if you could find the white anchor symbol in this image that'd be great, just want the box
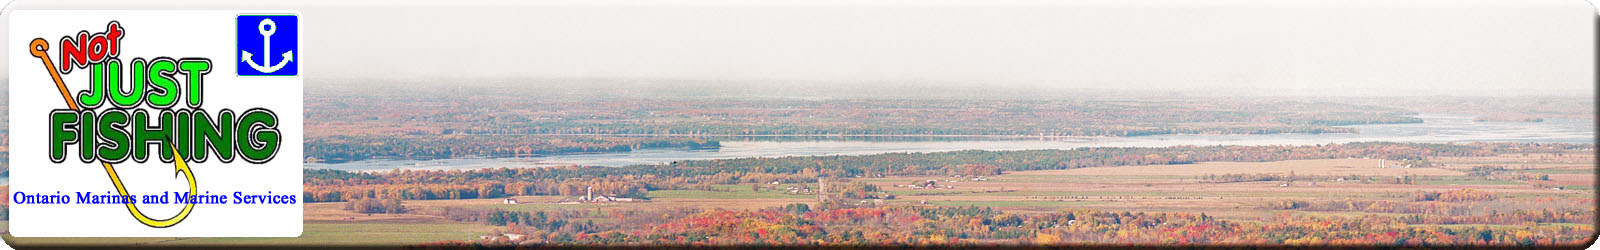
[241,18,294,73]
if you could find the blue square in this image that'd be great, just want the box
[237,15,298,76]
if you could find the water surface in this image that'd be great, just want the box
[307,114,1594,172]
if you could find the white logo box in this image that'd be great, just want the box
[8,10,303,237]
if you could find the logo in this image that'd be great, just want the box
[237,15,297,76]
[9,11,303,237]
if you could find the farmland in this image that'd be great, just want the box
[404,147,1592,246]
[0,86,1593,247]
[1,142,1594,247]
[0,221,492,247]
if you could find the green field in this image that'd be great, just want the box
[647,189,809,199]
[1560,185,1594,191]
[466,202,615,212]
[1508,169,1593,174]
[998,175,1192,180]
[921,200,1111,208]
[891,190,1404,199]
[1419,176,1526,185]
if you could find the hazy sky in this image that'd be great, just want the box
[4,0,1595,95]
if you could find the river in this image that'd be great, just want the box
[306,113,1594,172]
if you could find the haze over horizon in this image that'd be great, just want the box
[2,0,1594,97]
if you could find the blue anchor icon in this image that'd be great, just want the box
[242,19,293,73]
[237,15,297,76]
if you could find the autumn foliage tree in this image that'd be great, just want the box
[344,197,406,214]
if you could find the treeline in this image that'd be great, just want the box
[1273,112,1424,126]
[1270,194,1589,225]
[306,135,718,163]
[1,151,9,177]
[1203,173,1295,183]
[420,205,696,241]
[1273,200,1590,225]
[415,205,1592,247]
[834,181,892,200]
[1267,200,1473,215]
[309,92,1428,140]
[343,197,406,214]
[306,142,1589,202]
[308,92,1438,164]
[1204,173,1425,184]
[304,175,650,202]
[0,185,8,220]
[453,119,1378,137]
[1413,189,1497,202]
[637,142,1583,177]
